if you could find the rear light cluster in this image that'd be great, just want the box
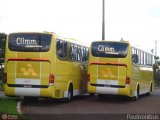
[49,74,54,85]
[87,74,90,83]
[3,73,7,84]
[126,76,130,84]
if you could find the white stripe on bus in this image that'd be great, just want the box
[15,88,40,96]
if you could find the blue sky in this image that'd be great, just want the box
[0,0,160,56]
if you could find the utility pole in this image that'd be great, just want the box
[102,0,105,40]
[155,40,157,56]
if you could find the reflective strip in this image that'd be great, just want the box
[7,58,51,63]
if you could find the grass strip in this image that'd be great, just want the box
[0,97,27,120]
[0,97,19,115]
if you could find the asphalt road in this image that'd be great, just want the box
[22,88,160,120]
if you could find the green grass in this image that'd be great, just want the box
[0,97,27,120]
[0,97,19,115]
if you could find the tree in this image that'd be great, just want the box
[0,33,7,64]
[153,57,160,87]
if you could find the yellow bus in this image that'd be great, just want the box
[4,32,89,101]
[87,40,154,100]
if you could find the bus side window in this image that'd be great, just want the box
[132,54,138,64]
[70,44,74,60]
[56,40,67,60]
[85,48,89,61]
[63,42,67,58]
[56,40,63,58]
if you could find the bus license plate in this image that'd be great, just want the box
[104,84,111,87]
[24,84,32,88]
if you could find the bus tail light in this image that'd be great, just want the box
[3,73,7,84]
[126,76,130,84]
[87,74,90,83]
[49,74,54,85]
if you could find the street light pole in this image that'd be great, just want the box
[155,40,157,56]
[102,0,105,40]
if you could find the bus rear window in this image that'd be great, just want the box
[91,42,128,58]
[8,33,52,52]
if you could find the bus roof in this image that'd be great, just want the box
[91,40,129,44]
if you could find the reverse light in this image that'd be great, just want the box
[49,74,54,85]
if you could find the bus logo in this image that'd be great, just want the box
[16,37,38,45]
[100,68,115,78]
[98,45,115,53]
[21,64,37,76]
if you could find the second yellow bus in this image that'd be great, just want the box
[87,40,154,100]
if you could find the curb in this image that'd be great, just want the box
[17,101,22,115]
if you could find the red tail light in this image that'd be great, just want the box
[126,76,130,84]
[3,73,7,84]
[87,74,90,83]
[49,74,54,85]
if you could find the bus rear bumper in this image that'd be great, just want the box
[88,84,131,97]
[4,84,64,99]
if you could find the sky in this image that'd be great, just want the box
[0,0,160,56]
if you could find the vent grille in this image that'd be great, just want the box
[55,90,60,97]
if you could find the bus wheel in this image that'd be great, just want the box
[150,83,153,92]
[147,83,152,96]
[137,85,140,99]
[65,84,73,102]
[131,85,139,101]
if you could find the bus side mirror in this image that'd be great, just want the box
[132,54,138,64]
[154,56,159,60]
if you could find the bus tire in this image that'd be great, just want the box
[65,84,73,102]
[146,83,152,96]
[131,85,139,101]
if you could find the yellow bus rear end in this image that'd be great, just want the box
[4,33,57,98]
[87,41,131,96]
[4,32,88,101]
